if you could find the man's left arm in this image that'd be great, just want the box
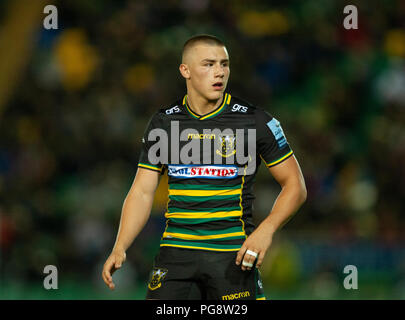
[235,155,307,271]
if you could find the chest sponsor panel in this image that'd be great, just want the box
[167,165,238,179]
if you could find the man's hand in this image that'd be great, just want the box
[235,155,306,271]
[102,249,126,290]
[101,168,160,290]
[235,225,273,271]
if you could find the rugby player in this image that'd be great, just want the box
[102,34,307,300]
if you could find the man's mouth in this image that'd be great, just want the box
[213,82,224,90]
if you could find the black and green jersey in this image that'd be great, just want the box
[138,93,293,252]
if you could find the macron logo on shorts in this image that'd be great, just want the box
[222,291,251,300]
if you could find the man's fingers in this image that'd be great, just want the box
[103,268,117,290]
[102,272,109,287]
[102,269,112,284]
[256,251,264,269]
[235,246,247,265]
[102,257,117,285]
[241,249,259,271]
[101,253,126,290]
[241,255,254,271]
[236,245,260,271]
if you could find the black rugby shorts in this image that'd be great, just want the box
[145,246,266,300]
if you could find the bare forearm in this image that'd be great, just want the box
[236,180,306,270]
[259,183,306,235]
[112,189,154,252]
[102,168,159,289]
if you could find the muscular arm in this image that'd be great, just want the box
[102,168,160,289]
[235,155,307,270]
[113,168,160,252]
[261,154,307,234]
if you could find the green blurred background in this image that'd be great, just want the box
[1,0,404,299]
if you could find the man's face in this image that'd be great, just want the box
[181,43,230,101]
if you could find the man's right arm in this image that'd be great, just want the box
[102,167,160,290]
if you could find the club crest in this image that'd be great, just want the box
[148,267,168,291]
[216,134,236,158]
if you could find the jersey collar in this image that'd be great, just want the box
[182,93,231,120]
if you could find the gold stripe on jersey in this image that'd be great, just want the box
[261,150,293,168]
[160,242,241,252]
[168,188,241,197]
[199,94,230,120]
[162,231,246,241]
[165,210,242,219]
[238,165,247,240]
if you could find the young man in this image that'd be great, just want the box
[102,35,307,300]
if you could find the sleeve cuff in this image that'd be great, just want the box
[262,150,294,167]
[138,163,163,173]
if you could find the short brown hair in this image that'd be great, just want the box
[182,34,225,62]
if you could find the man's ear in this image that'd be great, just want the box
[179,63,190,79]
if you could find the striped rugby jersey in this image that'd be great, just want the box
[138,93,294,252]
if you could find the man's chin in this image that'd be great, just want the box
[207,90,225,102]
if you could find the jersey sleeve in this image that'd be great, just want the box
[256,108,294,168]
[138,112,165,174]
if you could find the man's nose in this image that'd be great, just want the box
[215,64,225,77]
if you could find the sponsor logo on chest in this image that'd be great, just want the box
[167,165,238,179]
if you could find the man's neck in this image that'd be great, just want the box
[186,91,224,116]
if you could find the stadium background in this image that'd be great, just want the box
[0,0,404,299]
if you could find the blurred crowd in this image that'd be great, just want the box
[0,0,404,298]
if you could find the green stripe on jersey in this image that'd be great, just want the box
[165,225,244,236]
[169,183,241,190]
[167,206,241,213]
[169,216,240,225]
